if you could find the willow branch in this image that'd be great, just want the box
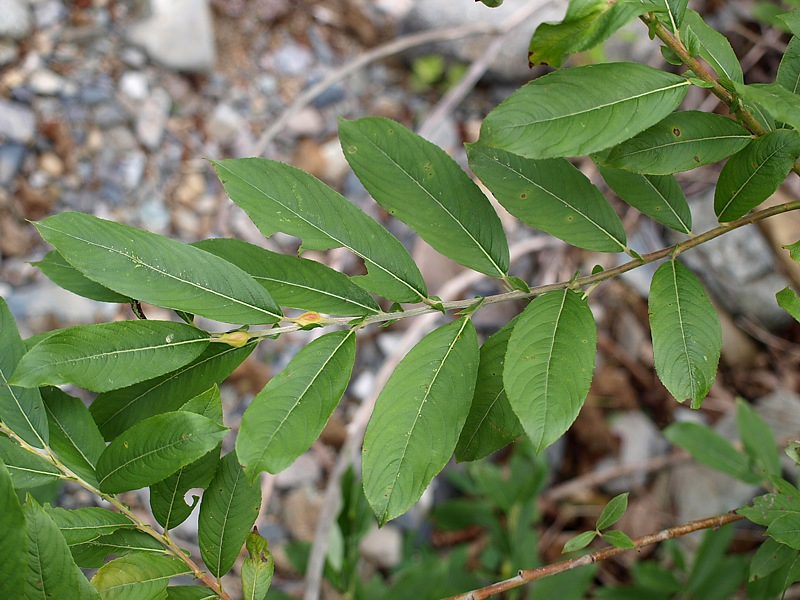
[446,511,745,600]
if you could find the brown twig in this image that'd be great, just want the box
[445,511,745,599]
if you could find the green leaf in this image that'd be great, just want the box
[92,554,190,600]
[91,342,253,440]
[467,145,627,252]
[237,330,355,477]
[339,117,509,279]
[0,436,60,488]
[504,289,597,454]
[778,37,800,95]
[750,537,796,581]
[563,530,597,553]
[96,411,227,493]
[455,318,524,462]
[736,398,781,476]
[681,10,743,83]
[768,513,800,550]
[166,588,220,600]
[42,387,105,486]
[714,129,800,222]
[0,297,48,448]
[69,529,168,569]
[476,62,689,159]
[149,388,223,530]
[648,260,721,407]
[44,506,136,545]
[363,318,479,525]
[603,529,636,549]
[733,82,800,131]
[0,460,26,599]
[740,487,800,527]
[779,9,800,36]
[33,250,130,303]
[241,529,274,600]
[528,0,658,67]
[664,422,756,482]
[212,158,428,303]
[12,320,210,393]
[787,441,800,466]
[199,452,262,577]
[35,213,282,325]
[597,493,629,530]
[598,166,691,234]
[194,238,381,315]
[24,496,81,599]
[663,0,688,30]
[477,0,503,6]
[778,287,800,323]
[600,111,752,175]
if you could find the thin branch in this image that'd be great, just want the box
[446,511,745,600]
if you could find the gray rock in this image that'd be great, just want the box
[0,142,27,184]
[273,42,314,77]
[32,0,66,28]
[0,40,19,66]
[206,103,245,145]
[138,198,171,234]
[0,0,32,40]
[0,99,35,143]
[126,0,216,72]
[28,69,66,95]
[359,525,403,569]
[400,0,567,81]
[273,452,322,490]
[135,87,171,150]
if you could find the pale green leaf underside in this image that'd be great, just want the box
[339,117,509,279]
[237,330,355,477]
[715,129,800,222]
[35,213,281,325]
[503,289,597,454]
[11,320,210,393]
[363,318,479,525]
[468,145,627,252]
[649,260,721,407]
[477,62,689,159]
[194,238,381,315]
[0,460,26,599]
[602,111,752,174]
[212,158,428,303]
[95,411,226,493]
[598,166,692,234]
[241,530,274,600]
[455,317,523,462]
[0,297,48,448]
[91,554,190,600]
[33,251,129,304]
[681,10,743,83]
[91,342,253,440]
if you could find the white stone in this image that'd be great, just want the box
[119,71,149,102]
[359,525,403,569]
[285,107,324,136]
[126,0,216,72]
[0,40,19,66]
[0,99,35,143]
[135,87,171,150]
[0,0,31,40]
[28,68,65,95]
[206,103,244,145]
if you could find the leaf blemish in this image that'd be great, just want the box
[673,128,680,136]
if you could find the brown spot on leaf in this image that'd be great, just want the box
[673,128,681,136]
[693,155,700,162]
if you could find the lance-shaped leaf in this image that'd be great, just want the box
[649,260,721,407]
[12,320,210,393]
[166,588,220,600]
[528,0,661,67]
[212,158,428,303]
[662,0,688,31]
[339,117,509,279]
[33,251,129,303]
[0,436,60,488]
[241,529,274,600]
[194,238,380,315]
[69,529,168,569]
[92,554,190,599]
[96,411,227,493]
[363,318,479,525]
[24,496,82,599]
[0,297,48,448]
[598,166,692,234]
[237,330,355,478]
[476,62,689,159]
[468,145,627,252]
[150,387,223,530]
[455,317,523,462]
[780,10,800,36]
[0,460,26,599]
[503,289,597,454]
[778,37,800,95]
[44,506,136,546]
[733,82,800,131]
[42,387,105,486]
[664,422,757,482]
[35,212,282,325]
[715,129,800,222]
[736,398,781,476]
[198,452,262,578]
[91,342,253,440]
[601,111,752,175]
[778,287,800,323]
[681,10,743,83]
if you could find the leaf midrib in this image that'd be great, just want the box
[642,175,691,234]
[611,133,751,161]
